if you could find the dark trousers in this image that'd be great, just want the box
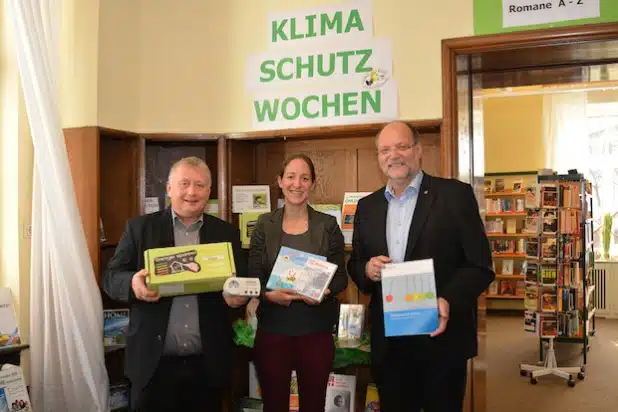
[375,341,468,412]
[131,355,223,412]
[253,329,335,412]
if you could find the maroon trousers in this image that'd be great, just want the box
[253,329,335,412]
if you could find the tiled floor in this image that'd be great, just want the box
[486,314,618,412]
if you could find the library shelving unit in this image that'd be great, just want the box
[483,172,538,310]
[518,173,596,387]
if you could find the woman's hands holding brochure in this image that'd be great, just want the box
[265,289,300,306]
[265,288,331,306]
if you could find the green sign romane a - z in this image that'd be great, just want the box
[474,0,618,35]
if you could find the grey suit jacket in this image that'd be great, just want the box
[248,206,348,334]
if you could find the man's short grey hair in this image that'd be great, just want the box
[375,121,420,147]
[168,156,212,187]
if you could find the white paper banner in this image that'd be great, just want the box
[251,80,398,131]
[246,38,392,92]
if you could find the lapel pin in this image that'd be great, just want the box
[424,190,428,195]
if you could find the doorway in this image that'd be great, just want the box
[441,22,618,412]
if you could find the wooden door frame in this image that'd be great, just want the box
[440,21,618,412]
[441,21,618,179]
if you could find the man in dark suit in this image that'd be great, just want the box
[103,156,248,412]
[347,122,495,412]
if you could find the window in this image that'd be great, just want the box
[544,91,618,259]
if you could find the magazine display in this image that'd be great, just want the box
[337,304,365,348]
[103,309,129,350]
[0,289,20,347]
[0,365,31,412]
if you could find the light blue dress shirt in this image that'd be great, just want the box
[385,171,424,263]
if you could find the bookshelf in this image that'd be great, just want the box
[519,173,595,386]
[484,172,538,309]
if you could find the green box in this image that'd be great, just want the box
[144,242,236,296]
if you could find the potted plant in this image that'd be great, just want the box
[603,213,613,260]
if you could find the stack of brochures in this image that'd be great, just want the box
[266,246,337,302]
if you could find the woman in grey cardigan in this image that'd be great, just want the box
[248,154,348,412]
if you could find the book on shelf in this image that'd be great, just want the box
[525,262,539,284]
[512,178,524,193]
[364,383,380,412]
[501,259,514,275]
[540,184,558,208]
[524,286,539,311]
[311,203,342,229]
[239,211,268,246]
[523,209,539,234]
[0,288,20,347]
[524,310,537,333]
[337,304,365,348]
[524,186,539,209]
[325,374,356,412]
[0,365,32,412]
[341,192,371,244]
[104,309,129,350]
[539,314,558,337]
[521,173,593,340]
[109,383,129,412]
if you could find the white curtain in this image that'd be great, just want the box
[542,91,589,174]
[7,1,109,411]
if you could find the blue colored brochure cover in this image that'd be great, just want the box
[381,259,439,336]
[266,246,326,291]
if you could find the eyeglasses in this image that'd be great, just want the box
[377,143,415,156]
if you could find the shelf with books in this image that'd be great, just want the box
[484,191,526,198]
[519,173,595,383]
[484,173,540,310]
[487,294,524,300]
[487,233,538,238]
[486,212,527,217]
[495,274,525,280]
[492,253,527,258]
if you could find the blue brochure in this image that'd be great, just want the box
[381,259,439,336]
[266,246,327,291]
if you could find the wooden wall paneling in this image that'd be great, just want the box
[64,126,100,279]
[217,136,229,222]
[99,134,140,248]
[255,141,286,210]
[284,137,362,204]
[356,147,386,193]
[143,141,219,211]
[418,132,442,176]
[137,137,146,215]
[227,139,258,228]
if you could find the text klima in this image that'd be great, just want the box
[271,9,364,43]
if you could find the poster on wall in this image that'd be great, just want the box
[247,0,398,131]
[474,0,616,35]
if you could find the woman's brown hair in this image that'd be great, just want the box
[278,153,316,182]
